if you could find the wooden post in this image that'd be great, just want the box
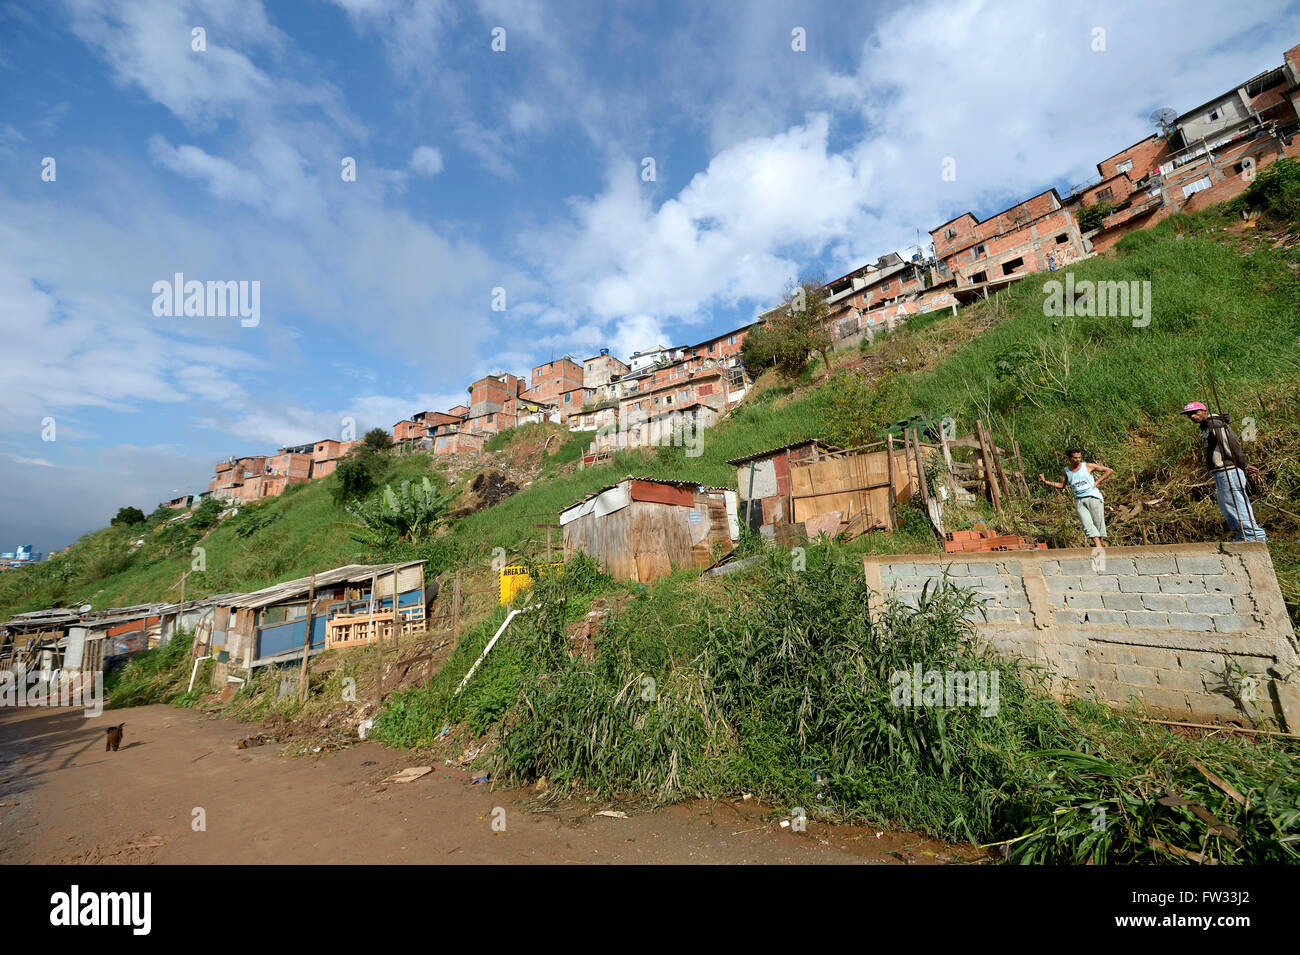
[939,425,959,500]
[391,563,400,646]
[451,572,462,638]
[976,420,1002,512]
[911,428,929,508]
[296,574,315,704]
[1012,440,1031,496]
[885,432,898,530]
[988,426,1013,501]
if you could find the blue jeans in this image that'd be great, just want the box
[1213,468,1265,542]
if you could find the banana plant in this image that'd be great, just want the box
[342,476,455,547]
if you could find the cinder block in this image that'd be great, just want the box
[1202,574,1238,594]
[1001,560,1023,575]
[1141,594,1186,613]
[1052,610,1086,627]
[1045,576,1083,594]
[1114,665,1160,687]
[1097,646,1136,665]
[1166,612,1215,632]
[1157,669,1210,692]
[1004,592,1030,609]
[1176,555,1225,575]
[1158,576,1206,594]
[1139,687,1194,715]
[1065,593,1105,610]
[1186,693,1250,722]
[973,576,1012,592]
[1125,611,1170,628]
[965,562,998,576]
[1059,557,1099,575]
[1130,645,1179,668]
[983,608,1020,624]
[1092,557,1136,576]
[1040,560,1061,576]
[1118,576,1160,593]
[1102,593,1145,611]
[941,563,969,577]
[883,563,916,578]
[1077,662,1118,682]
[1087,575,1121,592]
[1135,556,1176,574]
[1084,609,1128,626]
[1185,595,1233,614]
[1213,615,1253,634]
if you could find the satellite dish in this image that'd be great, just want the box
[1149,108,1178,134]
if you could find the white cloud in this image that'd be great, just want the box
[534,115,868,332]
[410,144,444,176]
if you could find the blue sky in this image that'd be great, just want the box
[1,0,1297,554]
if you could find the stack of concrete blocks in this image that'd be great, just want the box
[863,543,1300,730]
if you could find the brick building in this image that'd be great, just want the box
[1084,43,1300,252]
[464,373,527,435]
[929,188,1090,290]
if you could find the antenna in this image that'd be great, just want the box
[1149,107,1178,136]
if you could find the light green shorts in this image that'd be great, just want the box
[1075,496,1107,539]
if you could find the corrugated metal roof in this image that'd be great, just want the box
[725,440,839,467]
[560,476,730,513]
[221,561,425,609]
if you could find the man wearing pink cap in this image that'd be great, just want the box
[1181,401,1265,542]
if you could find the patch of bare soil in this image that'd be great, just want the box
[0,704,987,865]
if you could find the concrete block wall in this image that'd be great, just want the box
[863,543,1300,730]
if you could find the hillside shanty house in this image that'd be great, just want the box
[560,478,739,583]
[206,562,431,687]
[730,440,924,541]
[728,440,842,535]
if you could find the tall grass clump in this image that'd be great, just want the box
[104,631,196,708]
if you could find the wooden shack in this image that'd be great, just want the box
[730,440,922,539]
[560,478,739,583]
[728,440,841,535]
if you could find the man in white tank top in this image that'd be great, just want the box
[1039,447,1115,548]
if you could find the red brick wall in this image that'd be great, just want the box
[529,359,584,403]
[1096,135,1170,181]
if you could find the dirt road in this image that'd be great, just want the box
[0,704,978,865]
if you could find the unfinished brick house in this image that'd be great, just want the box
[269,446,313,478]
[524,357,584,419]
[680,320,756,366]
[1084,43,1300,252]
[823,252,933,343]
[433,427,487,455]
[308,438,355,479]
[210,454,267,502]
[930,188,1090,291]
[583,350,629,390]
[464,373,527,435]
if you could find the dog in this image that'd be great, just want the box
[105,723,125,752]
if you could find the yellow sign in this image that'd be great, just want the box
[498,563,563,604]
